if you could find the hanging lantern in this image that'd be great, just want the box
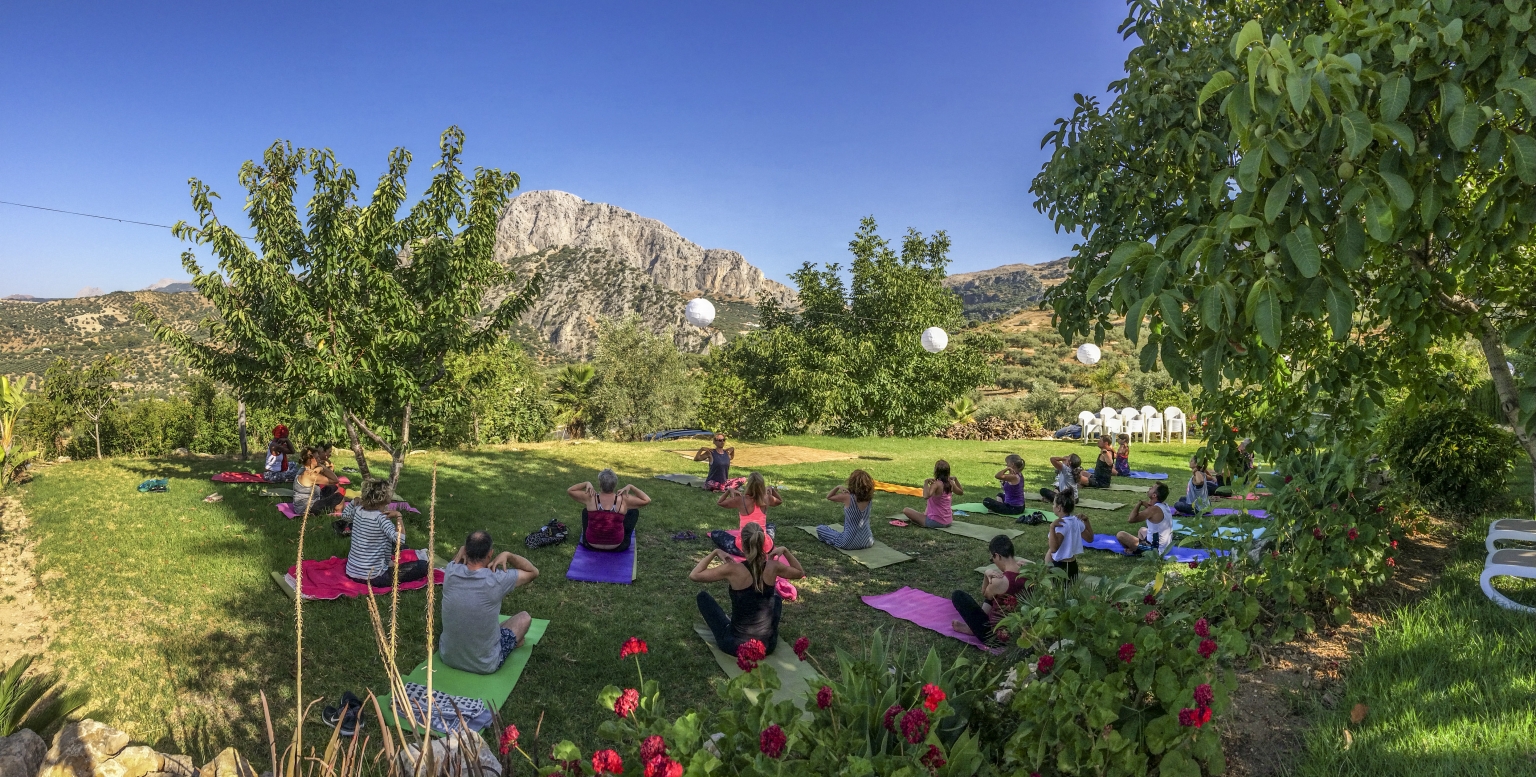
[684,297,716,328]
[1076,343,1102,365]
[920,327,949,353]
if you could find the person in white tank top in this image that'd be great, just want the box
[1116,482,1175,555]
[1045,491,1093,579]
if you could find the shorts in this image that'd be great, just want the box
[1051,558,1079,578]
[497,626,519,668]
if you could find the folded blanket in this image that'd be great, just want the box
[873,480,924,497]
[277,501,418,519]
[393,682,492,735]
[281,549,443,600]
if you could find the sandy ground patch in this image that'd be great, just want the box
[666,445,858,467]
[0,496,50,665]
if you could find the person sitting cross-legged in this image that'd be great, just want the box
[343,478,429,588]
[439,531,540,675]
[566,469,650,551]
[951,534,1030,644]
[1114,483,1174,556]
[690,523,804,656]
[815,469,875,550]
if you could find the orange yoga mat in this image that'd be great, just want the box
[872,480,923,497]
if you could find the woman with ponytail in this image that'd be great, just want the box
[709,471,782,556]
[689,522,804,656]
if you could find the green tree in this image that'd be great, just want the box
[414,340,552,446]
[702,218,993,437]
[0,377,38,488]
[590,318,699,441]
[1031,0,1536,491]
[551,363,598,439]
[39,356,124,460]
[136,127,537,490]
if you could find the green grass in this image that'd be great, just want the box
[17,436,1207,761]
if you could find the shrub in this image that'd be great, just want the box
[1021,382,1074,430]
[1378,403,1516,513]
[590,318,699,441]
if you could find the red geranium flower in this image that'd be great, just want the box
[1386,557,1396,567]
[1143,594,1157,605]
[591,750,623,775]
[498,724,519,755]
[921,744,946,772]
[883,704,904,732]
[1118,643,1136,663]
[644,757,682,777]
[1313,527,1325,540]
[901,707,931,744]
[1188,561,1199,570]
[1199,706,1212,726]
[1194,617,1210,637]
[1194,683,1214,707]
[736,639,767,672]
[1391,540,1398,549]
[816,685,833,709]
[1179,707,1200,727]
[640,735,667,763]
[1347,527,1358,541]
[620,637,648,660]
[922,683,947,712]
[1284,476,1293,483]
[614,688,639,718]
[1144,610,1160,624]
[1198,638,1217,659]
[759,724,787,759]
[793,636,810,661]
[1036,654,1055,674]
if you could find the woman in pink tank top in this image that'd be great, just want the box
[901,459,963,528]
[710,472,781,555]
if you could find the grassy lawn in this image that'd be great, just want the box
[18,436,1208,761]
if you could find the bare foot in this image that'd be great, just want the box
[952,620,974,635]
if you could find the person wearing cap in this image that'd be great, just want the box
[263,425,298,482]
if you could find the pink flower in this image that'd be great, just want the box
[922,683,947,712]
[1194,683,1214,707]
[640,735,666,763]
[793,636,810,661]
[497,724,519,755]
[883,704,904,732]
[816,685,833,709]
[1194,618,1210,638]
[1386,557,1396,567]
[736,639,767,672]
[1347,527,1358,541]
[1179,707,1200,727]
[1144,610,1160,624]
[1118,643,1136,663]
[921,744,946,772]
[620,637,648,660]
[614,688,639,718]
[1375,505,1385,513]
[1198,639,1217,659]
[1036,654,1055,675]
[759,724,787,758]
[591,749,623,775]
[901,707,931,744]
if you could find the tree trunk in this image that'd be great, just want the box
[387,402,412,491]
[93,419,102,460]
[237,400,248,460]
[1476,320,1536,510]
[342,413,372,481]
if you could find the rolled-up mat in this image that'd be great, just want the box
[872,480,924,497]
[381,617,549,736]
[796,526,912,568]
[692,623,820,707]
[566,533,637,584]
[861,587,1000,653]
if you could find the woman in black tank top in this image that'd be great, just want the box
[1088,436,1115,488]
[687,523,805,655]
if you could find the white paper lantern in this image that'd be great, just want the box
[920,327,949,353]
[684,297,716,328]
[1076,343,1102,365]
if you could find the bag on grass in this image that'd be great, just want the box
[137,478,168,493]
[524,520,568,550]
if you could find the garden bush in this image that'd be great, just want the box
[1378,403,1515,514]
[1020,382,1074,430]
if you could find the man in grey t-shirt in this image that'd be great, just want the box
[439,531,540,674]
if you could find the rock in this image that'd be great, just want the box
[199,748,255,777]
[0,729,46,777]
[95,746,166,777]
[172,448,190,457]
[39,720,131,777]
[396,731,499,777]
[157,754,198,777]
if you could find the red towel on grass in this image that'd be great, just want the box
[283,549,442,600]
[215,471,350,485]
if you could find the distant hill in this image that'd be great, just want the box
[943,257,1071,321]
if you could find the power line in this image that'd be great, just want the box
[0,199,255,240]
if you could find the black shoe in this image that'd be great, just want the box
[1016,511,1047,526]
[332,519,352,536]
[337,691,364,737]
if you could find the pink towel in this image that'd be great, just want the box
[277,501,418,519]
[861,587,999,653]
[283,549,442,600]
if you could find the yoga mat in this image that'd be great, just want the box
[277,549,443,600]
[655,473,707,488]
[215,471,351,485]
[861,587,999,653]
[381,617,550,735]
[938,521,1023,542]
[1080,533,1227,563]
[259,488,294,497]
[1210,508,1267,519]
[1128,472,1168,480]
[797,526,912,568]
[566,533,637,584]
[277,500,418,519]
[692,623,821,707]
[1172,518,1266,541]
[1106,483,1151,493]
[1077,497,1128,511]
[873,480,924,497]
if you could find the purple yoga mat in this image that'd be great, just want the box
[862,587,999,653]
[1128,471,1168,480]
[566,533,637,585]
[1082,533,1227,563]
[1209,508,1267,518]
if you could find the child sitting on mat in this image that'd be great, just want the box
[710,472,781,556]
[900,460,962,528]
[1115,482,1174,556]
[1114,434,1132,477]
[263,425,298,482]
[690,523,804,656]
[982,454,1027,515]
[1046,490,1091,579]
[440,530,540,674]
[951,534,1029,644]
[292,446,345,517]
[343,478,427,588]
[816,469,875,550]
[1040,454,1084,503]
[567,469,650,552]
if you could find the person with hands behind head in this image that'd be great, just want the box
[951,534,1029,644]
[1041,454,1084,503]
[694,434,736,490]
[1045,490,1092,579]
[690,523,804,656]
[901,459,962,528]
[439,530,540,675]
[982,454,1027,516]
[566,468,650,551]
[815,469,875,550]
[710,472,782,556]
[1115,483,1174,556]
[342,478,426,587]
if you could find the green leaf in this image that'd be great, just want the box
[1159,292,1186,339]
[1326,284,1355,341]
[1199,285,1227,330]
[1160,749,1203,777]
[1228,214,1263,230]
[1420,182,1442,226]
[1090,242,1151,297]
[1509,320,1536,348]
[1380,120,1416,151]
[1449,104,1484,149]
[1365,196,1395,241]
[1379,74,1411,120]
[1507,76,1536,113]
[1256,283,1283,348]
[1199,71,1236,111]
[1288,224,1322,277]
[1441,83,1466,117]
[1264,176,1294,223]
[1441,17,1464,46]
[1508,132,1536,184]
[1125,295,1153,343]
[1337,218,1365,270]
[1234,20,1264,57]
[1378,170,1414,210]
[1341,111,1374,158]
[1286,72,1311,115]
[1237,149,1264,191]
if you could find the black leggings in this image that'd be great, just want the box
[982,496,1026,515]
[298,485,344,515]
[951,591,993,642]
[1052,558,1079,579]
[697,591,781,657]
[581,509,640,551]
[349,559,430,589]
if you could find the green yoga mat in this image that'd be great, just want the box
[655,473,706,488]
[796,526,912,568]
[1105,483,1152,493]
[693,622,820,708]
[380,617,549,735]
[938,520,1023,542]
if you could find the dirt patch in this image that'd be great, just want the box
[1219,519,1456,776]
[0,496,51,665]
[665,445,857,467]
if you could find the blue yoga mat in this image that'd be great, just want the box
[1128,471,1168,480]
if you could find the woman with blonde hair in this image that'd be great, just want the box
[815,469,876,550]
[710,471,782,556]
[689,522,805,656]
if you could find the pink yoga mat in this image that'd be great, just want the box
[216,472,350,485]
[284,549,443,600]
[861,587,999,653]
[277,501,418,519]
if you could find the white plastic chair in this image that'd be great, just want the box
[1481,549,1536,613]
[1078,410,1100,443]
[1121,407,1143,441]
[1487,519,1536,553]
[1100,407,1123,438]
[1140,405,1164,443]
[1165,407,1187,443]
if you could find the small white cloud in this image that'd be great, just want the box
[76,286,104,298]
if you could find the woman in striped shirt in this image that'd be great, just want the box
[816,469,875,550]
[343,479,429,588]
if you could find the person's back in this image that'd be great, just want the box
[440,531,538,675]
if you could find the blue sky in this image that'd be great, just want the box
[0,1,1135,298]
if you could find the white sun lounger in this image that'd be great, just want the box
[1481,549,1536,614]
[1486,519,1536,553]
